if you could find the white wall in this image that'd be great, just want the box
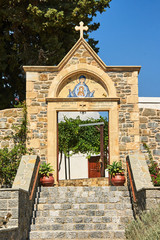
[59,153,88,180]
[139,97,160,110]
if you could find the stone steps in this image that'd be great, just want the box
[29,230,125,239]
[30,222,123,231]
[31,215,128,227]
[59,177,109,187]
[29,186,133,239]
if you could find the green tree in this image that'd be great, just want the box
[58,116,108,178]
[58,116,108,156]
[0,0,111,109]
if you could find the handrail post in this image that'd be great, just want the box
[126,158,136,203]
[29,161,40,200]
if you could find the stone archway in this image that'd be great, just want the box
[47,64,119,184]
[48,64,117,98]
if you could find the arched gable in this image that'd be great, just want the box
[48,64,117,99]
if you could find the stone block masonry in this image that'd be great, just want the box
[25,39,141,168]
[25,55,113,165]
[64,44,102,69]
[0,108,23,149]
[26,69,140,167]
[59,177,109,187]
[127,153,160,216]
[0,189,31,240]
[108,71,140,164]
[137,188,160,212]
[0,189,19,228]
[29,186,133,239]
[0,155,40,240]
[26,72,58,162]
[139,108,160,163]
[127,153,153,192]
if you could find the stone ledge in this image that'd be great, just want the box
[12,155,40,193]
[127,153,153,191]
[59,178,109,187]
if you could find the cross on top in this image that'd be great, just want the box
[75,21,88,38]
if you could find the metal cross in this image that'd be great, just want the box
[75,21,88,38]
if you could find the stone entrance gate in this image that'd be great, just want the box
[24,25,141,184]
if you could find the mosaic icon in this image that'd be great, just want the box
[68,75,95,98]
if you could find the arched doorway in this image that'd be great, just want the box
[47,65,119,184]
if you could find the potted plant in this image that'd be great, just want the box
[39,163,54,187]
[107,161,125,186]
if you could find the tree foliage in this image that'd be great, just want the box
[58,116,108,158]
[0,0,111,109]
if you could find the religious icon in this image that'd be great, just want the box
[68,75,95,98]
[77,86,85,96]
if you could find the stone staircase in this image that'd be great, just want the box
[59,177,109,187]
[29,186,133,240]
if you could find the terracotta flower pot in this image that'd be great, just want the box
[111,173,125,186]
[40,173,54,187]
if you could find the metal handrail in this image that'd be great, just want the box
[29,161,40,200]
[126,159,136,202]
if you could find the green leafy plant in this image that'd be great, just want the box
[58,116,109,178]
[143,143,160,186]
[142,143,153,162]
[125,205,160,240]
[107,161,124,177]
[0,101,32,187]
[39,163,54,177]
[58,116,108,157]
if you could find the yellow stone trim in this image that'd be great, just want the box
[46,98,120,102]
[23,65,141,74]
[47,101,119,184]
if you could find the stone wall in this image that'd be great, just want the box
[127,154,160,216]
[0,189,34,240]
[0,108,23,149]
[0,155,40,240]
[25,40,140,166]
[26,70,140,165]
[139,108,160,163]
[59,177,109,187]
[137,188,160,212]
[25,43,108,162]
[26,72,57,162]
[64,44,102,69]
[108,71,139,164]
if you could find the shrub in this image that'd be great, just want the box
[143,143,160,186]
[149,162,160,186]
[125,205,160,240]
[0,102,32,187]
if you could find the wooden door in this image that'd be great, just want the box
[88,156,101,178]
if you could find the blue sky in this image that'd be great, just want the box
[90,0,160,97]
